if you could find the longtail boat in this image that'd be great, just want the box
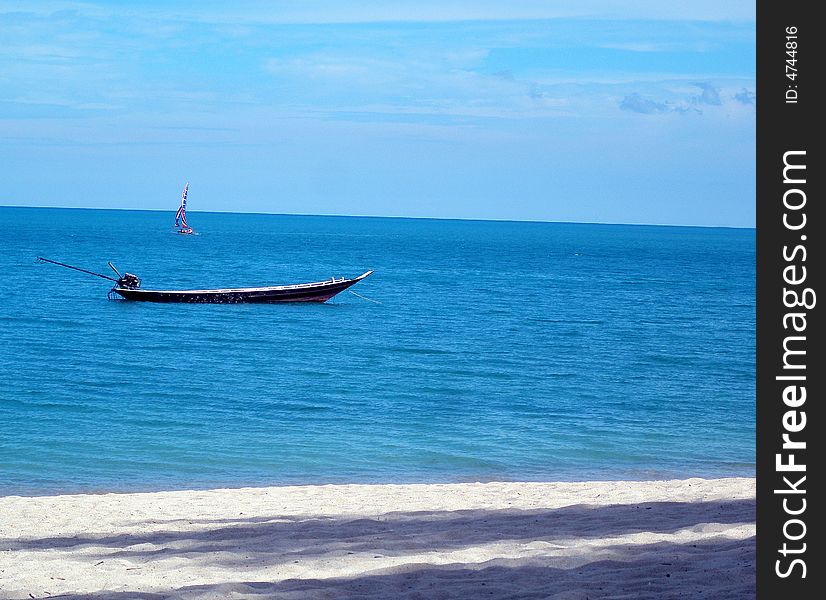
[36,257,373,304]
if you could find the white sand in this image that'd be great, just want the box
[0,478,754,599]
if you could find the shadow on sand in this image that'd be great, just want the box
[7,498,755,599]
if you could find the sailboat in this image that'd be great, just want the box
[174,182,194,234]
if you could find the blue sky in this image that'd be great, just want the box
[0,1,755,226]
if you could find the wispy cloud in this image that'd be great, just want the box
[619,93,670,114]
[9,1,753,26]
[734,88,756,104]
[599,41,715,53]
[619,82,753,115]
[691,82,722,105]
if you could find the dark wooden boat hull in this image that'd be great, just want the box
[113,271,373,304]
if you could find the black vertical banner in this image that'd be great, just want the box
[757,1,822,597]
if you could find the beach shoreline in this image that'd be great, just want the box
[1,477,754,599]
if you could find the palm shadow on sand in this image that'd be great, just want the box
[8,498,755,599]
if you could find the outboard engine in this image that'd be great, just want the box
[117,273,141,289]
[106,262,140,290]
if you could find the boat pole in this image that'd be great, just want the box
[36,257,118,282]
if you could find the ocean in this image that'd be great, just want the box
[0,207,755,495]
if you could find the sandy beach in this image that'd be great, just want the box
[0,478,754,599]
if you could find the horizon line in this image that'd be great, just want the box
[0,204,756,230]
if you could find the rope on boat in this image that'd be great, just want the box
[348,290,382,304]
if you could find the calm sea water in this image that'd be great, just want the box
[0,207,755,495]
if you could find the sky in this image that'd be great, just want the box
[0,1,755,226]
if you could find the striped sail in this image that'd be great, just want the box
[175,183,190,230]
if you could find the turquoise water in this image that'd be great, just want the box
[0,207,755,495]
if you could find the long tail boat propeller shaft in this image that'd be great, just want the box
[36,257,118,282]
